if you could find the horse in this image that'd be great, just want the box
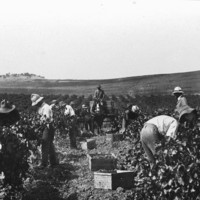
[90,100,118,135]
[76,107,94,135]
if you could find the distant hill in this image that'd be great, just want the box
[0,71,200,96]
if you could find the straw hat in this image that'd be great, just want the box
[0,100,16,113]
[173,86,184,95]
[31,94,44,106]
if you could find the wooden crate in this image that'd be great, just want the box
[106,133,124,142]
[102,118,112,132]
[105,100,115,114]
[87,153,117,171]
[94,170,135,190]
[80,139,96,150]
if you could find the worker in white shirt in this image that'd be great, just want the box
[31,94,58,169]
[64,102,75,117]
[172,86,197,128]
[64,101,77,149]
[140,115,179,168]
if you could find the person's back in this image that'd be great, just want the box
[64,104,75,117]
[146,115,178,139]
[140,114,179,168]
[173,86,197,127]
[38,102,53,122]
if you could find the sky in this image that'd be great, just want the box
[0,0,200,80]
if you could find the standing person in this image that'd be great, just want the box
[93,85,105,113]
[31,94,58,169]
[120,103,140,133]
[93,85,105,102]
[79,104,93,134]
[173,86,197,128]
[140,115,179,168]
[64,101,77,149]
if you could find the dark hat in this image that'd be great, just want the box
[97,85,101,89]
[0,100,16,113]
[126,103,132,109]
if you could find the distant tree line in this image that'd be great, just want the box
[0,73,44,79]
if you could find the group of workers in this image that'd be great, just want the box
[0,85,198,170]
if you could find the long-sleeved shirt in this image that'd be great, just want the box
[64,105,75,117]
[175,96,188,113]
[38,102,53,122]
[146,115,179,140]
[175,96,194,119]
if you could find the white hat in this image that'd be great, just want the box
[0,99,16,113]
[173,86,184,94]
[82,104,87,109]
[31,94,44,106]
[131,105,139,113]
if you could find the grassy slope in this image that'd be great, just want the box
[0,70,200,96]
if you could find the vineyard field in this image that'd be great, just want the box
[0,93,200,199]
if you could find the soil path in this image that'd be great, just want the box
[23,135,136,200]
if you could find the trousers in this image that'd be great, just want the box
[140,123,159,164]
[41,125,58,166]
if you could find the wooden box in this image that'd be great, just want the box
[94,170,135,190]
[102,118,112,132]
[80,139,96,150]
[87,153,117,171]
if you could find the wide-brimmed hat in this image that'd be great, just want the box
[31,94,44,106]
[0,100,16,113]
[173,86,184,95]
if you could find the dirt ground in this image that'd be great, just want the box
[22,134,138,200]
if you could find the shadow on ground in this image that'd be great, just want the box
[22,163,79,200]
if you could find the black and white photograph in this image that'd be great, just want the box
[0,0,200,199]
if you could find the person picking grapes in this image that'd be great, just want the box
[140,115,179,169]
[31,94,58,169]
